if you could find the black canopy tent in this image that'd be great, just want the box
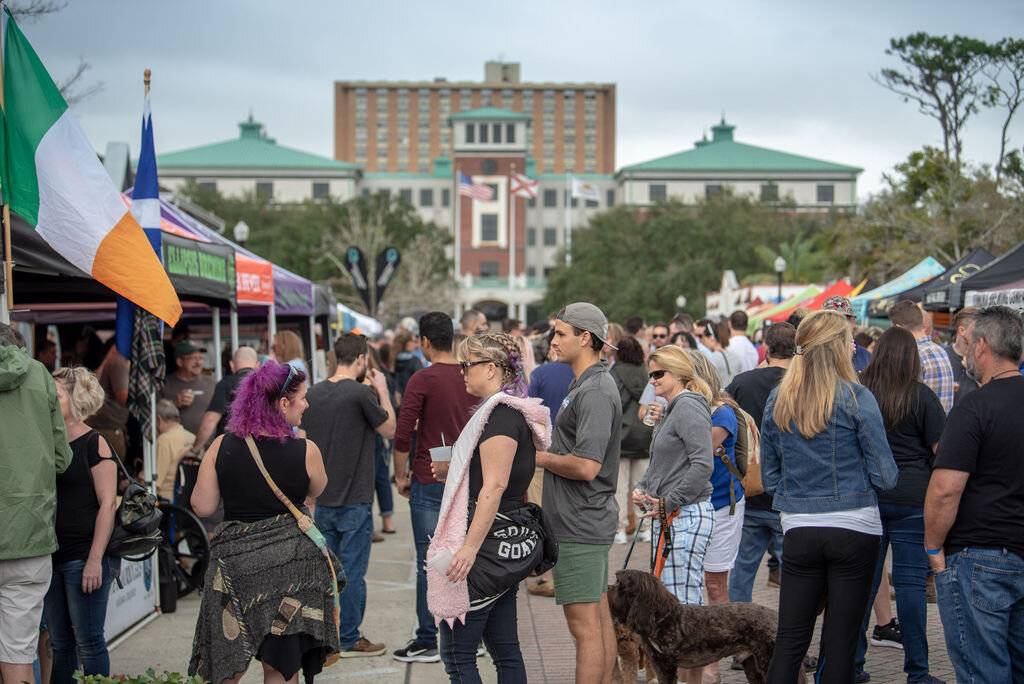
[870,247,994,317]
[924,239,1024,313]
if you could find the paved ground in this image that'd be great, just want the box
[110,492,957,683]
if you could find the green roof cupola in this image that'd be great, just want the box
[711,118,734,143]
[238,115,270,142]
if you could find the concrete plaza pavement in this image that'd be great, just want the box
[110,490,957,683]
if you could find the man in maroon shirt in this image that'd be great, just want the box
[391,312,475,663]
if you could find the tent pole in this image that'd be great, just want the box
[268,302,277,347]
[211,306,222,380]
[308,315,318,382]
[230,307,239,355]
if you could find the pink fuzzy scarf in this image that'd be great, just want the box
[426,392,552,627]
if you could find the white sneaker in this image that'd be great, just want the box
[639,529,652,542]
[614,531,627,544]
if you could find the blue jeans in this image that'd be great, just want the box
[728,507,783,603]
[374,435,394,518]
[410,478,444,645]
[935,547,1024,684]
[854,504,932,682]
[440,586,525,684]
[43,557,118,684]
[315,503,373,649]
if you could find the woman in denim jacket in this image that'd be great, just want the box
[760,311,898,684]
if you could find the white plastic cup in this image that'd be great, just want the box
[427,549,457,585]
[429,445,453,462]
[642,403,657,427]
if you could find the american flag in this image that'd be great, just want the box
[458,171,495,201]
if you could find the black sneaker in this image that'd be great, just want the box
[392,639,440,663]
[870,618,903,649]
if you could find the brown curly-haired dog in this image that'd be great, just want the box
[608,569,803,684]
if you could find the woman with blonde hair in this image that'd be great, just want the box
[45,367,119,683]
[684,349,745,682]
[427,332,552,683]
[632,345,715,684]
[761,310,898,684]
[272,330,308,376]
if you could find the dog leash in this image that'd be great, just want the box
[621,516,646,569]
[652,498,679,580]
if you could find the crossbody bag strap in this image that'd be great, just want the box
[715,445,740,515]
[244,435,313,533]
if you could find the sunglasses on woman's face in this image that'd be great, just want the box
[459,360,490,374]
[648,369,668,380]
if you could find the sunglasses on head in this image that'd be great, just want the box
[278,363,298,400]
[648,369,668,380]
[459,360,491,374]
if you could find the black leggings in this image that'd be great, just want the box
[766,526,880,684]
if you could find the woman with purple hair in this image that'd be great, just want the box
[427,332,553,683]
[188,361,337,684]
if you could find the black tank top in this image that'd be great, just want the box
[216,433,311,522]
[54,431,110,563]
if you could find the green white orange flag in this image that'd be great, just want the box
[0,9,181,325]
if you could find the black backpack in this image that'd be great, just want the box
[94,434,163,560]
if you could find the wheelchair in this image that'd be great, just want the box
[157,454,210,598]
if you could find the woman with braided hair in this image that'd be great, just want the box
[427,331,553,684]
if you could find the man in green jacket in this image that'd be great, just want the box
[0,323,73,683]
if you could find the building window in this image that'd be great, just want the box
[527,227,536,246]
[361,188,371,199]
[480,261,499,277]
[479,124,488,143]
[543,189,557,207]
[527,196,536,208]
[606,189,615,207]
[544,267,556,278]
[586,198,598,208]
[256,182,273,200]
[418,161,430,173]
[649,184,666,202]
[506,124,515,143]
[527,266,536,278]
[817,184,835,203]
[705,184,723,199]
[441,189,450,207]
[399,188,413,204]
[466,124,475,143]
[543,227,557,246]
[493,123,502,143]
[563,191,578,208]
[198,181,216,192]
[485,183,498,198]
[760,183,779,202]
[481,214,499,241]
[312,182,329,199]
[420,188,434,207]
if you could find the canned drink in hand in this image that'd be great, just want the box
[642,403,657,426]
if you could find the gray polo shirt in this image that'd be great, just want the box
[543,361,622,544]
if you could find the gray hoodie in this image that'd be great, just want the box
[635,390,713,513]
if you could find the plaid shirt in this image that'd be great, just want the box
[918,337,954,414]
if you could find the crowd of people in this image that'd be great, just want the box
[1,294,1022,684]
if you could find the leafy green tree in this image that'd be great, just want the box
[982,38,1024,185]
[744,231,827,285]
[542,194,830,322]
[876,33,993,168]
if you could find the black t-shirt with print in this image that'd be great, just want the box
[933,375,1024,559]
[876,382,945,507]
[470,404,536,512]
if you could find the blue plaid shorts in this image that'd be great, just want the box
[651,500,715,605]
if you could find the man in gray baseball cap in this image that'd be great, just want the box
[536,302,622,682]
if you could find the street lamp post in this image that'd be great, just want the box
[774,256,787,303]
[233,220,250,248]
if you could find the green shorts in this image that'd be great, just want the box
[551,542,611,605]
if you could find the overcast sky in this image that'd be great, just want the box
[17,0,1024,199]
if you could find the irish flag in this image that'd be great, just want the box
[0,9,181,325]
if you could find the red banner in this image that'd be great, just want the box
[236,254,274,305]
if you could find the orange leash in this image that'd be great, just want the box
[652,500,679,580]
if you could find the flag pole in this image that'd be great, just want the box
[453,165,461,318]
[0,9,12,321]
[508,163,515,320]
[564,173,572,266]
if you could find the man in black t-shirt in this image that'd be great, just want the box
[300,333,396,658]
[925,306,1024,682]
[190,346,258,454]
[725,322,794,602]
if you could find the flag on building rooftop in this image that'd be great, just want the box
[0,9,181,325]
[458,171,494,201]
[571,178,600,202]
[510,172,537,199]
